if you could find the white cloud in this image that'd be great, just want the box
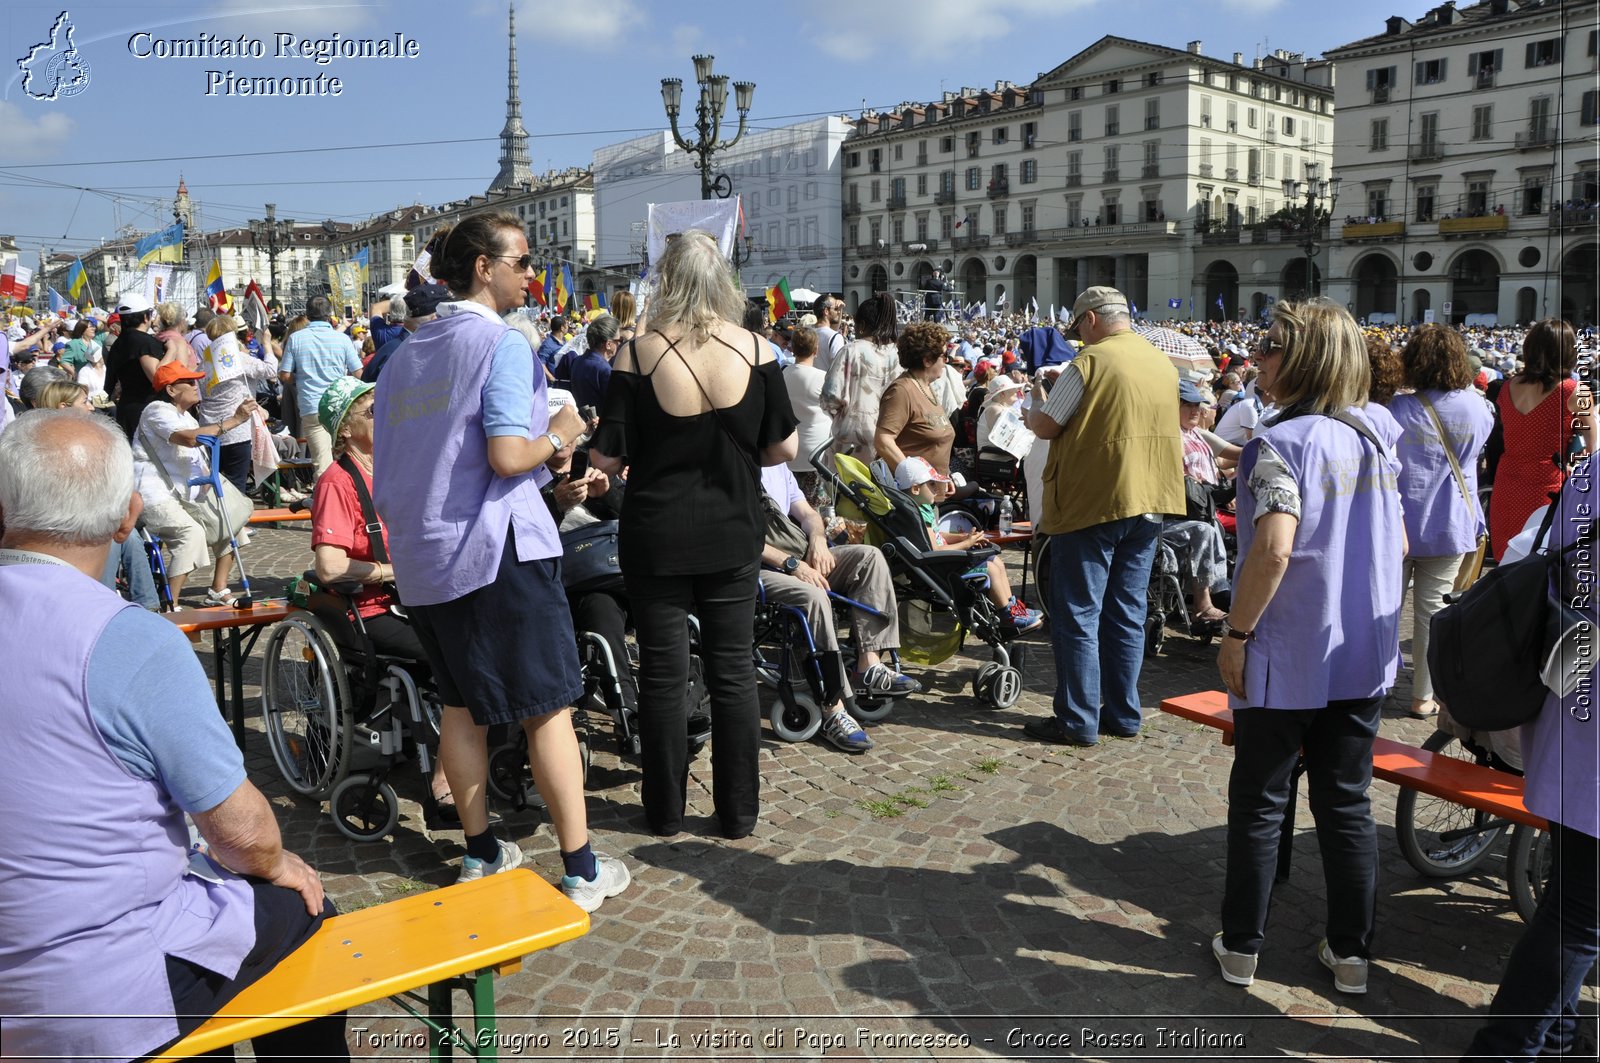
[805,0,1091,61]
[0,103,76,163]
[478,0,642,49]
[209,1,376,33]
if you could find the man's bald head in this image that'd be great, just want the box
[0,411,136,546]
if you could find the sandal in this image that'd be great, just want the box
[1409,700,1439,719]
[202,587,241,608]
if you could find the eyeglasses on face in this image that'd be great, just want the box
[491,254,536,271]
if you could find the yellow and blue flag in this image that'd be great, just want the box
[66,258,87,302]
[135,222,184,267]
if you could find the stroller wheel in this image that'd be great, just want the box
[1144,612,1166,657]
[769,692,823,743]
[971,662,1002,703]
[331,773,399,842]
[986,666,1023,709]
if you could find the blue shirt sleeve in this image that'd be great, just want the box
[482,329,536,438]
[87,609,246,814]
[343,337,362,372]
[279,336,298,375]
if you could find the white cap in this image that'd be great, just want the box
[115,291,153,314]
[893,456,951,491]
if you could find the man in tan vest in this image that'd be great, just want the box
[1021,286,1183,746]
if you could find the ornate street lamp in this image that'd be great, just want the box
[248,203,296,308]
[660,55,755,201]
[1281,164,1341,299]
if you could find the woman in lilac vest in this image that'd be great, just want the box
[1387,326,1494,720]
[1213,298,1405,996]
[371,211,629,912]
[1465,459,1599,1059]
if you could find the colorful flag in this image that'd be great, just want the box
[205,260,228,312]
[551,265,573,312]
[0,258,16,300]
[241,280,270,333]
[352,247,369,283]
[766,277,793,323]
[581,291,608,313]
[527,270,547,306]
[66,258,88,301]
[48,287,68,314]
[1167,298,1183,309]
[1215,294,1225,310]
[9,264,33,302]
[135,222,184,267]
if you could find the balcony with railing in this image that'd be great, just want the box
[1004,230,1038,246]
[1142,164,1160,179]
[902,239,939,253]
[1515,127,1555,151]
[856,242,885,257]
[1372,85,1391,103]
[887,194,908,210]
[758,248,788,263]
[1552,205,1599,230]
[949,233,992,249]
[1340,219,1406,239]
[843,201,861,216]
[1065,173,1082,187]
[1102,169,1120,184]
[934,189,957,205]
[986,179,1010,198]
[1475,69,1496,89]
[798,244,827,260]
[1197,221,1243,245]
[1408,142,1444,163]
[1439,213,1509,236]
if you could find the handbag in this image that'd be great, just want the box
[1418,393,1488,591]
[1183,477,1216,523]
[1426,503,1585,731]
[560,519,624,592]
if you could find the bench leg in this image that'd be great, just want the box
[472,972,499,1062]
[429,981,454,1061]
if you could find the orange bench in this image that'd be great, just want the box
[248,507,312,525]
[168,600,302,748]
[1160,690,1544,830]
[155,868,588,1059]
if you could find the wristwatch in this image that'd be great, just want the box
[544,431,564,452]
[781,555,800,574]
[1224,622,1255,641]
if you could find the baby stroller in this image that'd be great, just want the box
[813,443,1026,710]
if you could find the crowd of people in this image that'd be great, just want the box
[1,215,1595,1059]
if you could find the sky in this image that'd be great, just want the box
[2,0,1415,265]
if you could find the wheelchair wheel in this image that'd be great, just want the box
[1394,730,1508,877]
[1506,824,1551,923]
[331,773,399,842]
[1144,609,1166,657]
[261,614,352,799]
[853,697,895,724]
[486,739,526,804]
[769,692,823,743]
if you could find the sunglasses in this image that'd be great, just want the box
[491,254,536,271]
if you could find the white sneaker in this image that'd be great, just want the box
[1318,939,1369,994]
[560,852,631,913]
[456,838,523,884]
[1212,933,1257,987]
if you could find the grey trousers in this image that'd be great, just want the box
[761,544,898,653]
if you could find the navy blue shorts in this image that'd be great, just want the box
[408,529,584,726]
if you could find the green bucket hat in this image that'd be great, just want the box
[318,376,376,439]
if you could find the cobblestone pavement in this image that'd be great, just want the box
[187,526,1584,1061]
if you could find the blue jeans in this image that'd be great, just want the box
[1045,516,1160,741]
[102,535,159,610]
[1221,697,1382,958]
[1464,823,1598,1061]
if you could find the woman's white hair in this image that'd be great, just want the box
[0,410,134,545]
[648,230,745,343]
[505,312,544,353]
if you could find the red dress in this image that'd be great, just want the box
[1489,377,1575,561]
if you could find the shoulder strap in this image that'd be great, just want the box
[675,351,763,485]
[1418,393,1474,513]
[337,455,390,566]
[138,423,184,496]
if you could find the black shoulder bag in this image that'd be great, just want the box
[337,454,404,614]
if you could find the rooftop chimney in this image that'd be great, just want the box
[1187,40,1203,54]
[1233,51,1244,65]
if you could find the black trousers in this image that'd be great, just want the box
[571,587,637,711]
[625,560,760,837]
[218,440,252,496]
[147,879,348,1059]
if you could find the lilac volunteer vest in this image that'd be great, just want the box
[372,304,560,607]
[1520,461,1600,839]
[1231,406,1405,711]
[1389,388,1494,557]
[0,562,255,1060]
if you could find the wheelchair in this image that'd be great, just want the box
[754,578,911,742]
[260,574,449,842]
[483,617,711,807]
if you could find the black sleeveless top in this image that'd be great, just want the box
[591,332,797,576]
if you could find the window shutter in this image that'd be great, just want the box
[1525,42,1537,67]
[1438,58,1447,80]
[1366,68,1376,89]
[1414,62,1425,85]
[1493,49,1503,70]
[1468,53,1478,75]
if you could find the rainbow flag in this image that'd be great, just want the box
[766,277,793,323]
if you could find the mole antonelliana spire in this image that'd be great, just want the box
[488,2,533,191]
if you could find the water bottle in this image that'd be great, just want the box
[998,495,1014,534]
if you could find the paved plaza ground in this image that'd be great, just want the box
[190,525,1585,1061]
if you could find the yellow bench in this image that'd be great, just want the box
[155,869,588,1060]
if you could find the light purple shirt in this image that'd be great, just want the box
[372,300,561,606]
[1388,388,1494,556]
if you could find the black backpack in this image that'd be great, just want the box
[1427,503,1579,731]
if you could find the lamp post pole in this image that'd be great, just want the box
[660,55,755,201]
[1282,164,1340,299]
[248,202,295,309]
